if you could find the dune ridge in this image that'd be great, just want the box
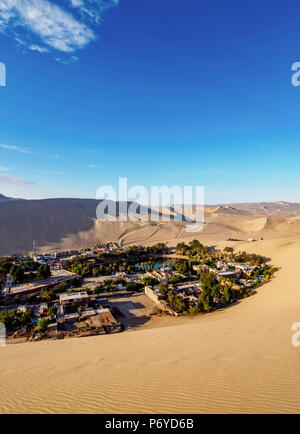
[2,199,300,255]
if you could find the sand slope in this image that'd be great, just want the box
[2,199,300,255]
[1,236,300,413]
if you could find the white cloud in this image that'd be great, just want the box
[40,170,66,175]
[0,144,31,154]
[55,55,78,65]
[69,0,119,24]
[29,44,49,53]
[0,0,119,55]
[0,173,35,185]
[77,163,101,168]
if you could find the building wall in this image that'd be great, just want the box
[145,286,163,303]
[144,286,178,316]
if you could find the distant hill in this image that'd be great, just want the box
[0,198,171,255]
[1,198,300,256]
[214,206,242,215]
[0,198,107,255]
[0,193,22,202]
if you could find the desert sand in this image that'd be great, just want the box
[1,217,300,413]
[2,198,300,256]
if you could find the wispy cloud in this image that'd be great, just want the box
[69,0,119,24]
[0,173,35,185]
[0,0,119,55]
[0,166,10,171]
[0,144,31,154]
[40,170,66,175]
[78,163,102,168]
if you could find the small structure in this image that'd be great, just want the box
[145,286,164,303]
[59,292,89,306]
[57,312,80,324]
[218,270,242,279]
[145,286,178,316]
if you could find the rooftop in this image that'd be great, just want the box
[59,292,89,302]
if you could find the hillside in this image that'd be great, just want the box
[1,198,300,255]
[0,193,21,202]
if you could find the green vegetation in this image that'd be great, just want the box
[234,251,263,265]
[36,318,49,333]
[48,305,57,320]
[63,243,168,277]
[167,291,189,313]
[36,264,51,279]
[9,262,51,284]
[24,277,82,303]
[171,259,194,277]
[157,283,169,296]
[143,277,159,286]
[176,240,210,257]
[0,308,34,331]
[126,282,144,292]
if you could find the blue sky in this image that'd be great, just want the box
[0,0,300,204]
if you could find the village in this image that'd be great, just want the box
[0,240,278,344]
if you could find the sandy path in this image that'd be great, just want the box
[1,238,300,413]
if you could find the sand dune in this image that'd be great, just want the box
[1,232,300,413]
[2,199,300,255]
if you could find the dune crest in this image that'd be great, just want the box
[2,199,300,255]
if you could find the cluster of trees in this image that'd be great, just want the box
[23,277,82,304]
[126,282,144,292]
[171,259,195,277]
[143,277,159,286]
[9,265,26,284]
[63,243,169,278]
[251,265,278,282]
[0,256,13,273]
[48,305,57,320]
[36,264,51,279]
[234,251,263,266]
[156,271,250,315]
[94,279,144,294]
[66,257,143,277]
[157,284,197,315]
[40,278,81,302]
[36,318,49,333]
[124,243,168,256]
[167,291,189,313]
[94,279,119,294]
[198,272,250,311]
[176,242,265,268]
[169,275,188,285]
[0,308,34,331]
[9,263,51,284]
[176,240,210,258]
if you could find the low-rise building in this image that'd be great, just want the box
[218,270,242,279]
[59,292,89,306]
[145,286,164,303]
